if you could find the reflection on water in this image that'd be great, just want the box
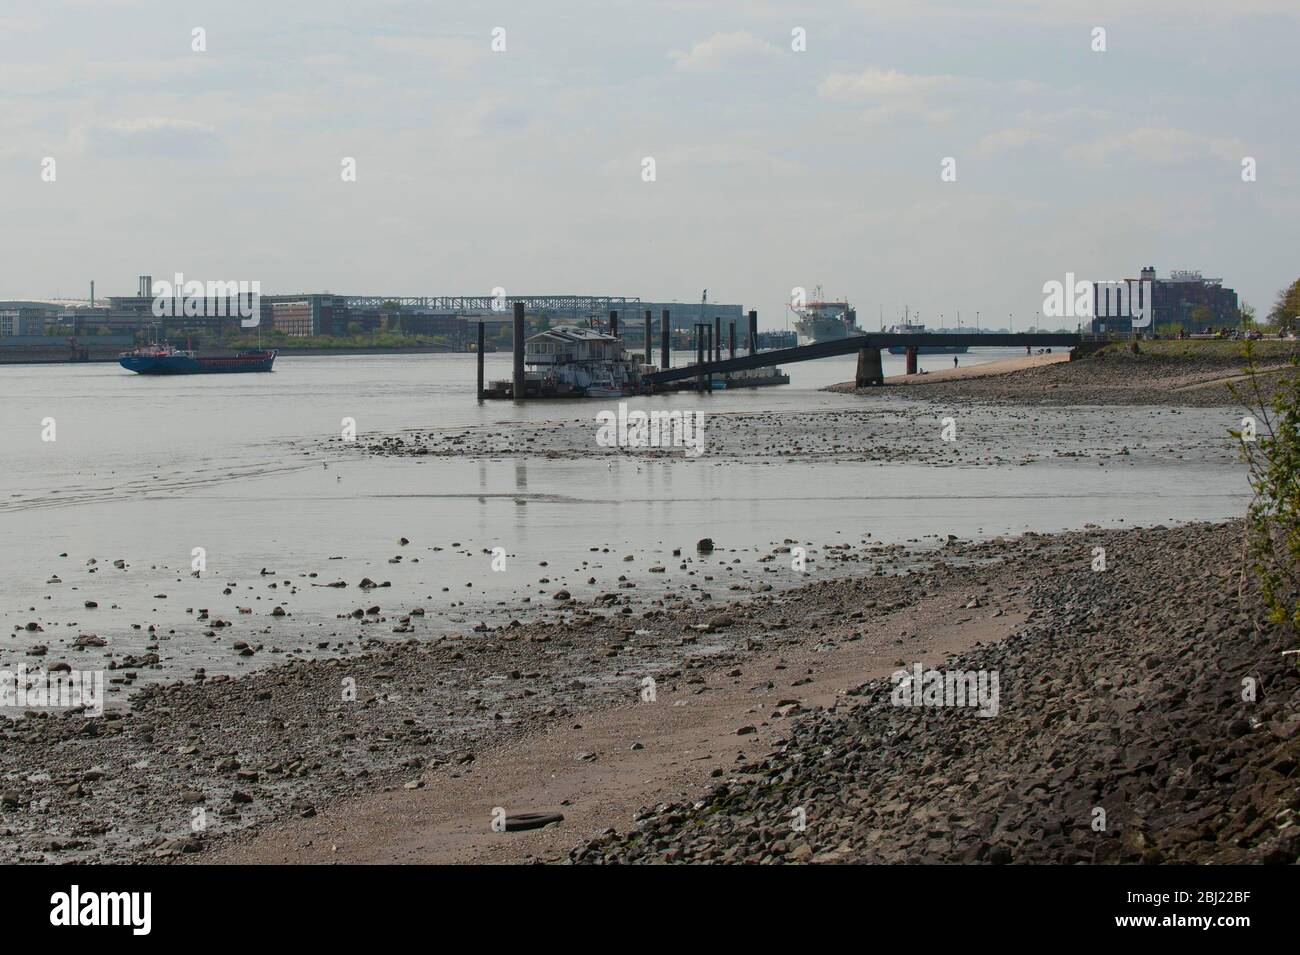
[0,351,1245,687]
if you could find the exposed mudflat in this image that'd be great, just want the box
[339,399,1243,469]
[0,529,951,862]
[7,519,1293,866]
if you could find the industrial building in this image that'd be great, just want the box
[9,276,746,351]
[0,302,60,336]
[1092,266,1240,335]
[264,294,350,336]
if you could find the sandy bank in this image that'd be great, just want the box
[831,341,1299,408]
[876,352,1069,387]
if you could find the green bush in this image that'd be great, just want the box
[1234,341,1300,636]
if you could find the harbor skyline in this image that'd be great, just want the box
[2,1,1296,327]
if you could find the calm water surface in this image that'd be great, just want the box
[0,349,1246,691]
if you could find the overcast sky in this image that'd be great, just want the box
[3,0,1297,330]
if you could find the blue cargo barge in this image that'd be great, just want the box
[119,344,276,374]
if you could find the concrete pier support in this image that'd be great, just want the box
[729,321,736,359]
[644,309,652,366]
[661,309,670,370]
[512,302,526,399]
[855,347,883,387]
[476,321,485,399]
[713,316,721,362]
[905,345,918,376]
[748,310,758,354]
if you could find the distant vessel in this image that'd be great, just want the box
[119,343,277,374]
[792,288,859,345]
[886,323,969,355]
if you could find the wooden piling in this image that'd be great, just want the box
[661,309,670,370]
[476,321,485,399]
[644,309,652,366]
[748,310,758,354]
[512,302,526,399]
[705,325,713,392]
[695,323,705,392]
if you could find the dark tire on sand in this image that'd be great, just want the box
[504,812,564,832]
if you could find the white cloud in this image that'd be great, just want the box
[818,67,977,128]
[973,128,1050,156]
[818,67,963,101]
[602,142,800,178]
[850,0,1299,21]
[670,31,783,72]
[1013,107,1113,126]
[371,36,487,76]
[1076,126,1246,166]
[854,103,955,128]
[74,118,224,159]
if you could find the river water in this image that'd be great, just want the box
[0,349,1247,700]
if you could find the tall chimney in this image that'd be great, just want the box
[90,281,95,307]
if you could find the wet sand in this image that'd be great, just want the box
[887,351,1069,385]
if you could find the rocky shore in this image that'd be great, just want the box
[4,519,1292,865]
[831,340,1300,408]
[570,520,1300,864]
